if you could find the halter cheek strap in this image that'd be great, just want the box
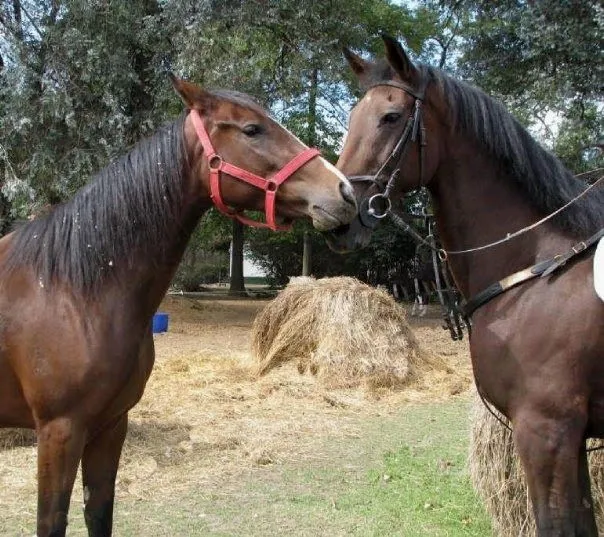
[190,109,320,231]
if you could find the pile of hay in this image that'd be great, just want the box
[0,428,36,450]
[252,276,438,390]
[469,394,604,536]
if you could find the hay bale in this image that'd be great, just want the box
[0,428,37,449]
[469,394,604,536]
[252,276,437,389]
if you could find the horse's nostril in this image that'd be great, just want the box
[339,181,356,207]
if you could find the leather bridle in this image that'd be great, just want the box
[349,79,428,229]
[190,109,320,231]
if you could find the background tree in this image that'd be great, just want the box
[1,0,600,290]
[1,0,171,211]
[459,0,603,172]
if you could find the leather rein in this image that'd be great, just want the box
[348,80,604,325]
[190,109,320,231]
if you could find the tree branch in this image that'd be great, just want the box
[18,1,42,39]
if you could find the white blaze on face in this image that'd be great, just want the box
[319,157,351,188]
[271,116,351,188]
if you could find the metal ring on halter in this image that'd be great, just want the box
[438,249,448,262]
[366,193,392,219]
[208,155,223,171]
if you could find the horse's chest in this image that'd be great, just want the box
[98,333,155,419]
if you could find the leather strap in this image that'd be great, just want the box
[461,228,604,317]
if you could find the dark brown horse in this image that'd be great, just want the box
[0,76,356,537]
[327,35,604,536]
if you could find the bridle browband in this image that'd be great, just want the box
[190,109,320,231]
[350,79,428,229]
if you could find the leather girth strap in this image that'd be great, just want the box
[461,227,604,318]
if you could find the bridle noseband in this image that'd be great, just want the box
[351,79,428,229]
[190,109,320,231]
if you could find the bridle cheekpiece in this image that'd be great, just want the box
[351,78,428,229]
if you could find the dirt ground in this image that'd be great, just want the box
[0,295,474,535]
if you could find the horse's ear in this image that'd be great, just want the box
[381,34,418,83]
[169,73,214,110]
[343,47,371,80]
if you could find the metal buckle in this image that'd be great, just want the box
[572,241,587,254]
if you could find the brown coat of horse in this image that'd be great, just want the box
[0,77,356,536]
[327,36,604,536]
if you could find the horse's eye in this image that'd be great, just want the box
[242,124,263,137]
[381,112,402,125]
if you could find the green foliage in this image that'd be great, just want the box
[2,0,599,282]
[171,250,229,291]
[246,217,417,286]
[1,0,171,216]
[171,212,231,291]
[460,0,603,171]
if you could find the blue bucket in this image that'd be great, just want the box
[152,312,169,333]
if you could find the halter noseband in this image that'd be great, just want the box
[350,79,428,229]
[190,109,320,231]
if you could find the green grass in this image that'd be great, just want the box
[113,400,491,536]
[1,400,492,536]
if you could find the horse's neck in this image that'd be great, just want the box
[118,170,210,318]
[429,141,571,298]
[109,121,216,318]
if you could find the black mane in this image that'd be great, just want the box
[364,59,603,237]
[4,116,188,292]
[2,89,272,294]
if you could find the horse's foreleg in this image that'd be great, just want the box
[36,417,85,537]
[82,413,128,537]
[420,281,431,316]
[513,412,594,536]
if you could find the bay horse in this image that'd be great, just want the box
[327,35,604,536]
[0,75,356,537]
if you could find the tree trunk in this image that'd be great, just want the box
[0,192,13,237]
[307,67,318,146]
[300,68,319,276]
[302,230,312,276]
[229,219,247,296]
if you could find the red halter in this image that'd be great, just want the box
[190,109,320,231]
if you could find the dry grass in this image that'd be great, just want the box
[0,429,36,450]
[0,297,473,534]
[252,276,447,391]
[469,394,604,536]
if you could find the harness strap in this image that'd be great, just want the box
[461,227,604,317]
[541,226,604,277]
[354,78,430,228]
